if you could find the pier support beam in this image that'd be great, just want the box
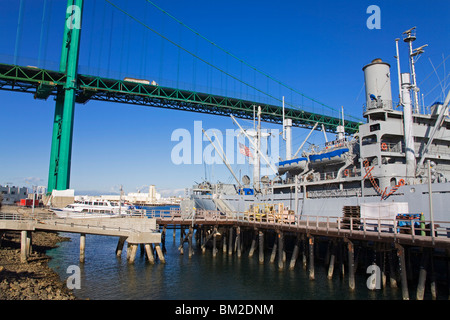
[327,240,336,279]
[388,249,398,288]
[20,231,28,263]
[115,236,126,257]
[248,230,257,258]
[128,244,138,264]
[212,227,218,258]
[278,231,284,270]
[155,244,165,263]
[222,230,227,254]
[258,231,264,264]
[308,235,315,280]
[395,243,409,300]
[416,249,429,300]
[188,226,194,258]
[145,244,155,264]
[289,235,301,270]
[345,239,355,290]
[430,250,437,300]
[236,227,241,258]
[79,233,86,263]
[270,235,278,264]
[228,227,234,256]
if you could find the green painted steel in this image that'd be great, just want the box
[0,59,362,192]
[47,0,84,193]
[0,63,361,134]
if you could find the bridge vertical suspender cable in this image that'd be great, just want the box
[13,0,25,65]
[143,0,361,122]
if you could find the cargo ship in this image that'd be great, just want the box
[181,28,450,224]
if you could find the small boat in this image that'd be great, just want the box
[51,199,131,219]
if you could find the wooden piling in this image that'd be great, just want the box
[126,242,131,260]
[116,236,126,257]
[79,233,86,263]
[258,231,264,264]
[188,226,194,258]
[327,240,336,279]
[213,227,218,258]
[308,235,315,280]
[20,230,28,263]
[26,231,32,256]
[346,239,355,290]
[155,244,165,263]
[396,243,409,300]
[128,244,137,264]
[302,235,307,270]
[236,227,241,258]
[430,249,437,300]
[128,244,138,264]
[270,236,277,264]
[416,249,429,300]
[248,231,257,258]
[388,249,398,288]
[222,230,227,253]
[278,231,284,270]
[228,227,233,256]
[161,226,166,253]
[289,235,300,270]
[145,243,155,264]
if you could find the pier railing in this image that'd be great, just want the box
[2,210,449,246]
[0,211,153,235]
[152,209,450,245]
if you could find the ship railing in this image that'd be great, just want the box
[307,188,362,198]
[380,141,404,153]
[310,169,361,183]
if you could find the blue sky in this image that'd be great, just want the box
[0,0,449,195]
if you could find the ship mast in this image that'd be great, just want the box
[254,106,261,191]
[403,27,428,114]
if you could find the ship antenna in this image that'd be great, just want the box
[403,27,428,113]
[395,38,403,103]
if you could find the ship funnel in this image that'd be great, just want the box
[362,58,393,113]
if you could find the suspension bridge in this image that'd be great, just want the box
[0,0,362,193]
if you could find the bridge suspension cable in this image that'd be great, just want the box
[143,0,344,117]
[104,0,362,122]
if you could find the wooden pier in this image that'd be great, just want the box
[2,208,450,300]
[0,212,162,264]
[153,209,450,300]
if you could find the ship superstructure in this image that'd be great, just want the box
[181,29,450,223]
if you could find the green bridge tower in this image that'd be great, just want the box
[48,0,83,193]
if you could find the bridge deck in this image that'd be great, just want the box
[0,213,161,244]
[0,63,361,133]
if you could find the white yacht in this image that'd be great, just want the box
[52,199,131,219]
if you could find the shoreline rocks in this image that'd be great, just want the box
[0,230,77,300]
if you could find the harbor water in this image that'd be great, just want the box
[46,207,412,300]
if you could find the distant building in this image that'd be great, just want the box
[92,185,180,206]
[0,185,28,205]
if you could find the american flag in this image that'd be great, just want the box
[239,142,253,158]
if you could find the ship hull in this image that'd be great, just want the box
[189,182,450,223]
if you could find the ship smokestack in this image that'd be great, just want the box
[362,59,393,113]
